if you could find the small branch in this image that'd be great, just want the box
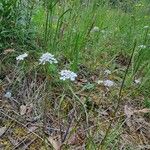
[62,109,75,143]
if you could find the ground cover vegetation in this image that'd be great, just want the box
[0,0,150,149]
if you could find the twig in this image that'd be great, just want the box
[62,109,75,143]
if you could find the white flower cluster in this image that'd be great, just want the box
[16,53,28,61]
[138,45,146,49]
[97,79,115,87]
[134,78,141,84]
[60,70,77,81]
[91,26,100,32]
[103,80,114,87]
[39,52,58,65]
[16,52,77,82]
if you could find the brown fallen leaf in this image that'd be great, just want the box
[26,103,33,114]
[3,48,15,54]
[134,108,150,114]
[47,136,61,150]
[124,105,135,131]
[124,105,150,118]
[20,105,27,115]
[124,105,134,118]
[68,129,85,146]
[0,127,7,137]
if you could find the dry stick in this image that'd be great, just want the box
[99,40,137,150]
[62,109,75,143]
[58,95,83,147]
[58,99,75,143]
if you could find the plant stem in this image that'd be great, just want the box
[99,40,137,150]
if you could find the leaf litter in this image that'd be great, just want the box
[0,62,150,149]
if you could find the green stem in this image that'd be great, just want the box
[99,40,137,149]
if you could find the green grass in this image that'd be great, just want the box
[0,0,150,149]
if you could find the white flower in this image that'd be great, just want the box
[143,26,149,29]
[103,80,115,87]
[134,78,141,84]
[97,79,115,87]
[39,52,58,65]
[16,53,28,61]
[60,70,77,81]
[4,92,12,98]
[91,26,100,32]
[138,45,146,49]
[104,69,111,75]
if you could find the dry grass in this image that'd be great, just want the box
[1,65,150,150]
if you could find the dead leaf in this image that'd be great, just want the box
[26,103,33,114]
[124,105,134,118]
[20,105,27,115]
[115,53,129,66]
[134,108,150,114]
[0,127,7,137]
[47,136,61,150]
[68,129,85,146]
[3,48,15,54]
